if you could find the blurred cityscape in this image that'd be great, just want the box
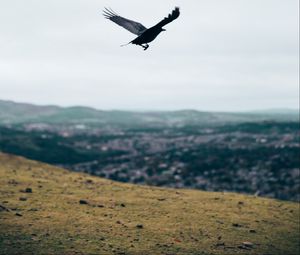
[0,100,299,201]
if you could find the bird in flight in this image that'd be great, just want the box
[103,7,180,50]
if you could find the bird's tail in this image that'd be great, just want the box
[120,41,132,47]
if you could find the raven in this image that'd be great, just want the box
[103,7,180,50]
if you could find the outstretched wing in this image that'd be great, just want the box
[154,7,180,28]
[103,8,147,36]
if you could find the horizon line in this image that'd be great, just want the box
[0,98,299,114]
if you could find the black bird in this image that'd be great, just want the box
[103,7,180,50]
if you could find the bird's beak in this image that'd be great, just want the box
[162,29,166,31]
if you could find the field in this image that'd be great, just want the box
[0,153,299,255]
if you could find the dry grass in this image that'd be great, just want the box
[0,152,299,255]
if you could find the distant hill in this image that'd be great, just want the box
[0,100,60,123]
[0,99,298,126]
[0,153,299,255]
[248,108,299,114]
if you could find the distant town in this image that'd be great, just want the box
[0,100,299,201]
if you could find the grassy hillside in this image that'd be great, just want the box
[0,153,299,255]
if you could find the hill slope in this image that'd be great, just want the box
[0,153,299,255]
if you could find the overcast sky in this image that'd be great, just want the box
[0,0,298,111]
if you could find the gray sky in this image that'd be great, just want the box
[0,0,299,111]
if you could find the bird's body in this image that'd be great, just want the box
[103,7,180,50]
[131,26,165,50]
